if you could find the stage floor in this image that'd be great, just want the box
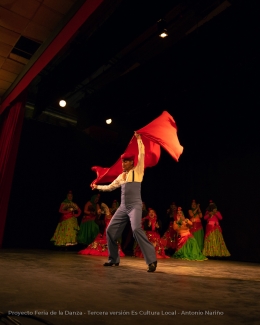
[0,249,259,325]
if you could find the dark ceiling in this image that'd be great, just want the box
[25,0,238,130]
[1,0,258,142]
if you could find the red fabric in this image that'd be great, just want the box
[0,0,104,114]
[161,221,176,249]
[91,111,183,185]
[81,214,96,223]
[190,221,203,233]
[0,94,26,247]
[134,231,170,259]
[205,224,222,238]
[78,217,125,257]
[59,213,74,222]
[147,216,157,232]
[137,110,183,161]
[176,233,193,251]
[204,211,223,221]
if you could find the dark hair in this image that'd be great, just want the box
[207,203,217,212]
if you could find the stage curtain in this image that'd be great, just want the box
[0,94,26,248]
[0,0,104,115]
[0,0,105,247]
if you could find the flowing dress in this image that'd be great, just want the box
[172,219,207,261]
[202,211,230,257]
[161,216,176,251]
[77,213,99,246]
[78,215,125,257]
[188,209,204,251]
[51,201,81,246]
[77,197,101,245]
[134,217,169,259]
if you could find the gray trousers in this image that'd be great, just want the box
[106,204,156,265]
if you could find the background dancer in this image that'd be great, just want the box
[77,194,100,246]
[188,200,204,251]
[51,191,81,247]
[172,207,207,261]
[203,201,230,257]
[134,208,169,259]
[78,203,125,257]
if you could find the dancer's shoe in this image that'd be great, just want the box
[103,262,119,266]
[147,261,157,272]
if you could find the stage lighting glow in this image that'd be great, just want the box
[159,31,168,38]
[59,100,66,107]
[106,119,112,124]
[157,19,168,38]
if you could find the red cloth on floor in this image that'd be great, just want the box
[91,111,183,185]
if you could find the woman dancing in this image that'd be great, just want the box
[51,191,81,247]
[78,203,125,257]
[134,208,169,259]
[188,200,204,251]
[202,201,230,257]
[172,207,207,261]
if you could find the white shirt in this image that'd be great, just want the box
[96,138,144,192]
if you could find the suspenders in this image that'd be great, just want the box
[132,170,135,182]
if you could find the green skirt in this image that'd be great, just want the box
[77,220,100,246]
[202,229,230,257]
[51,217,79,246]
[192,229,204,251]
[172,236,207,261]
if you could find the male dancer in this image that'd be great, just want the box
[92,133,157,272]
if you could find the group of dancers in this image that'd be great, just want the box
[51,133,230,272]
[50,194,230,261]
[161,200,230,260]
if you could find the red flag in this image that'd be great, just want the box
[91,111,183,185]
